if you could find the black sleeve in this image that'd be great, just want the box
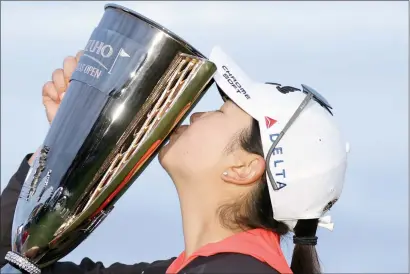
[1,154,33,267]
[0,154,175,274]
[182,253,280,273]
[42,257,175,274]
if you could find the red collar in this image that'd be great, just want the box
[166,228,292,274]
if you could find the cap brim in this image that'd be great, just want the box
[209,46,262,119]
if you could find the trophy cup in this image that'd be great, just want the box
[2,4,216,273]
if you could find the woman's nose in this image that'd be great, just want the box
[190,112,206,124]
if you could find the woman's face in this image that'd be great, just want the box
[159,100,259,183]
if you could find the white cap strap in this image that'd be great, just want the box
[318,215,334,231]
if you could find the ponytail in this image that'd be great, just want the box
[291,219,321,274]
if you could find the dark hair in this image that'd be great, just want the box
[219,119,321,274]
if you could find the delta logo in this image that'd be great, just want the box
[264,116,277,129]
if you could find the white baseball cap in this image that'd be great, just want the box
[209,46,350,231]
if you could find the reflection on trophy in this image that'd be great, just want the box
[3,4,216,273]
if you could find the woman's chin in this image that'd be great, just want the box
[158,144,178,172]
[158,125,188,166]
[158,137,176,167]
[158,146,167,168]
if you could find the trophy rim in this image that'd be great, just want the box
[105,3,207,59]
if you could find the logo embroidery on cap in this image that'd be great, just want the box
[265,82,301,94]
[265,82,333,115]
[221,66,251,100]
[268,133,287,190]
[323,199,338,213]
[264,116,277,129]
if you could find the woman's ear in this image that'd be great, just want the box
[221,154,266,185]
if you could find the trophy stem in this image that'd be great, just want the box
[4,252,41,274]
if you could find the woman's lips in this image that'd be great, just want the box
[169,125,189,141]
[175,124,189,134]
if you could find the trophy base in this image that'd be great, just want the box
[4,251,41,274]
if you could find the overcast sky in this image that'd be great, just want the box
[1,1,408,273]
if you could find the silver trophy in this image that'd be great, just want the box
[3,4,216,273]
